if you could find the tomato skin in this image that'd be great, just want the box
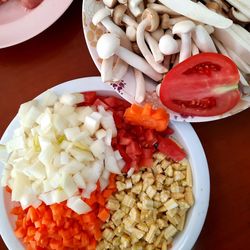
[160,53,240,116]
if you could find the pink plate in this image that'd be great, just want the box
[0,0,73,48]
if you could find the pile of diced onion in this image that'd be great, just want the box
[0,91,125,214]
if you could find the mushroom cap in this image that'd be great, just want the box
[141,8,160,32]
[159,34,179,55]
[113,4,127,26]
[172,20,196,35]
[103,0,117,8]
[96,33,120,59]
[92,8,111,26]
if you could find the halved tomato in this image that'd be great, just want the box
[160,53,240,116]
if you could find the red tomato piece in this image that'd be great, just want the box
[160,53,240,116]
[78,92,97,106]
[158,137,186,162]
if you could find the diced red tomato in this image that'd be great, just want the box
[79,92,97,106]
[158,137,186,162]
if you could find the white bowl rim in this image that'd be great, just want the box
[0,77,210,250]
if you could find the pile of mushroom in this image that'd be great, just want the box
[92,0,250,103]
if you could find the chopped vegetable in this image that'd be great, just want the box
[124,103,169,132]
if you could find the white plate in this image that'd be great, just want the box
[0,0,73,48]
[0,77,210,250]
[82,0,250,122]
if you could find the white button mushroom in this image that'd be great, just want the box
[172,20,196,62]
[136,8,168,73]
[159,34,180,55]
[96,33,162,81]
[128,0,144,17]
[92,7,129,81]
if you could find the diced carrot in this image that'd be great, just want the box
[102,188,115,199]
[98,207,110,222]
[15,227,26,238]
[124,103,169,132]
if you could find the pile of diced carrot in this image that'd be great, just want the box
[11,174,117,250]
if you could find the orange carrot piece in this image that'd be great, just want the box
[98,207,110,222]
[124,103,169,132]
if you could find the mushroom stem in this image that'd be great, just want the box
[145,33,164,63]
[213,37,249,87]
[225,0,250,18]
[230,24,250,45]
[173,54,180,67]
[226,47,250,74]
[101,57,114,82]
[147,3,179,15]
[192,42,199,55]
[203,25,214,35]
[213,27,250,64]
[137,18,167,73]
[116,46,163,81]
[192,25,217,53]
[134,68,146,103]
[163,55,171,69]
[179,33,191,62]
[159,0,232,28]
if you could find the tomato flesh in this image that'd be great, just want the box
[160,53,240,116]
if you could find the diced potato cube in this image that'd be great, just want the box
[164,198,178,211]
[178,200,190,210]
[129,207,140,223]
[165,178,173,186]
[114,225,124,236]
[120,234,131,248]
[131,181,142,194]
[156,174,165,184]
[145,245,154,250]
[170,182,184,193]
[145,225,158,243]
[154,192,161,201]
[172,163,181,170]
[142,198,154,210]
[157,218,168,229]
[154,231,164,247]
[161,159,171,169]
[131,172,141,184]
[137,202,143,210]
[162,240,168,250]
[153,164,163,174]
[106,198,120,210]
[174,171,185,181]
[171,193,185,200]
[125,179,133,189]
[121,205,130,214]
[112,210,126,226]
[116,181,126,191]
[132,242,144,250]
[166,207,178,217]
[146,185,157,199]
[185,187,194,206]
[177,213,186,231]
[123,216,136,231]
[140,209,153,221]
[167,214,180,226]
[103,228,115,242]
[136,222,148,232]
[113,236,120,247]
[159,205,168,212]
[153,201,162,208]
[186,164,193,187]
[164,225,177,240]
[165,166,173,177]
[122,194,136,208]
[143,178,155,191]
[160,190,170,203]
[154,152,166,161]
[132,228,145,239]
[115,191,125,201]
[142,172,154,180]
